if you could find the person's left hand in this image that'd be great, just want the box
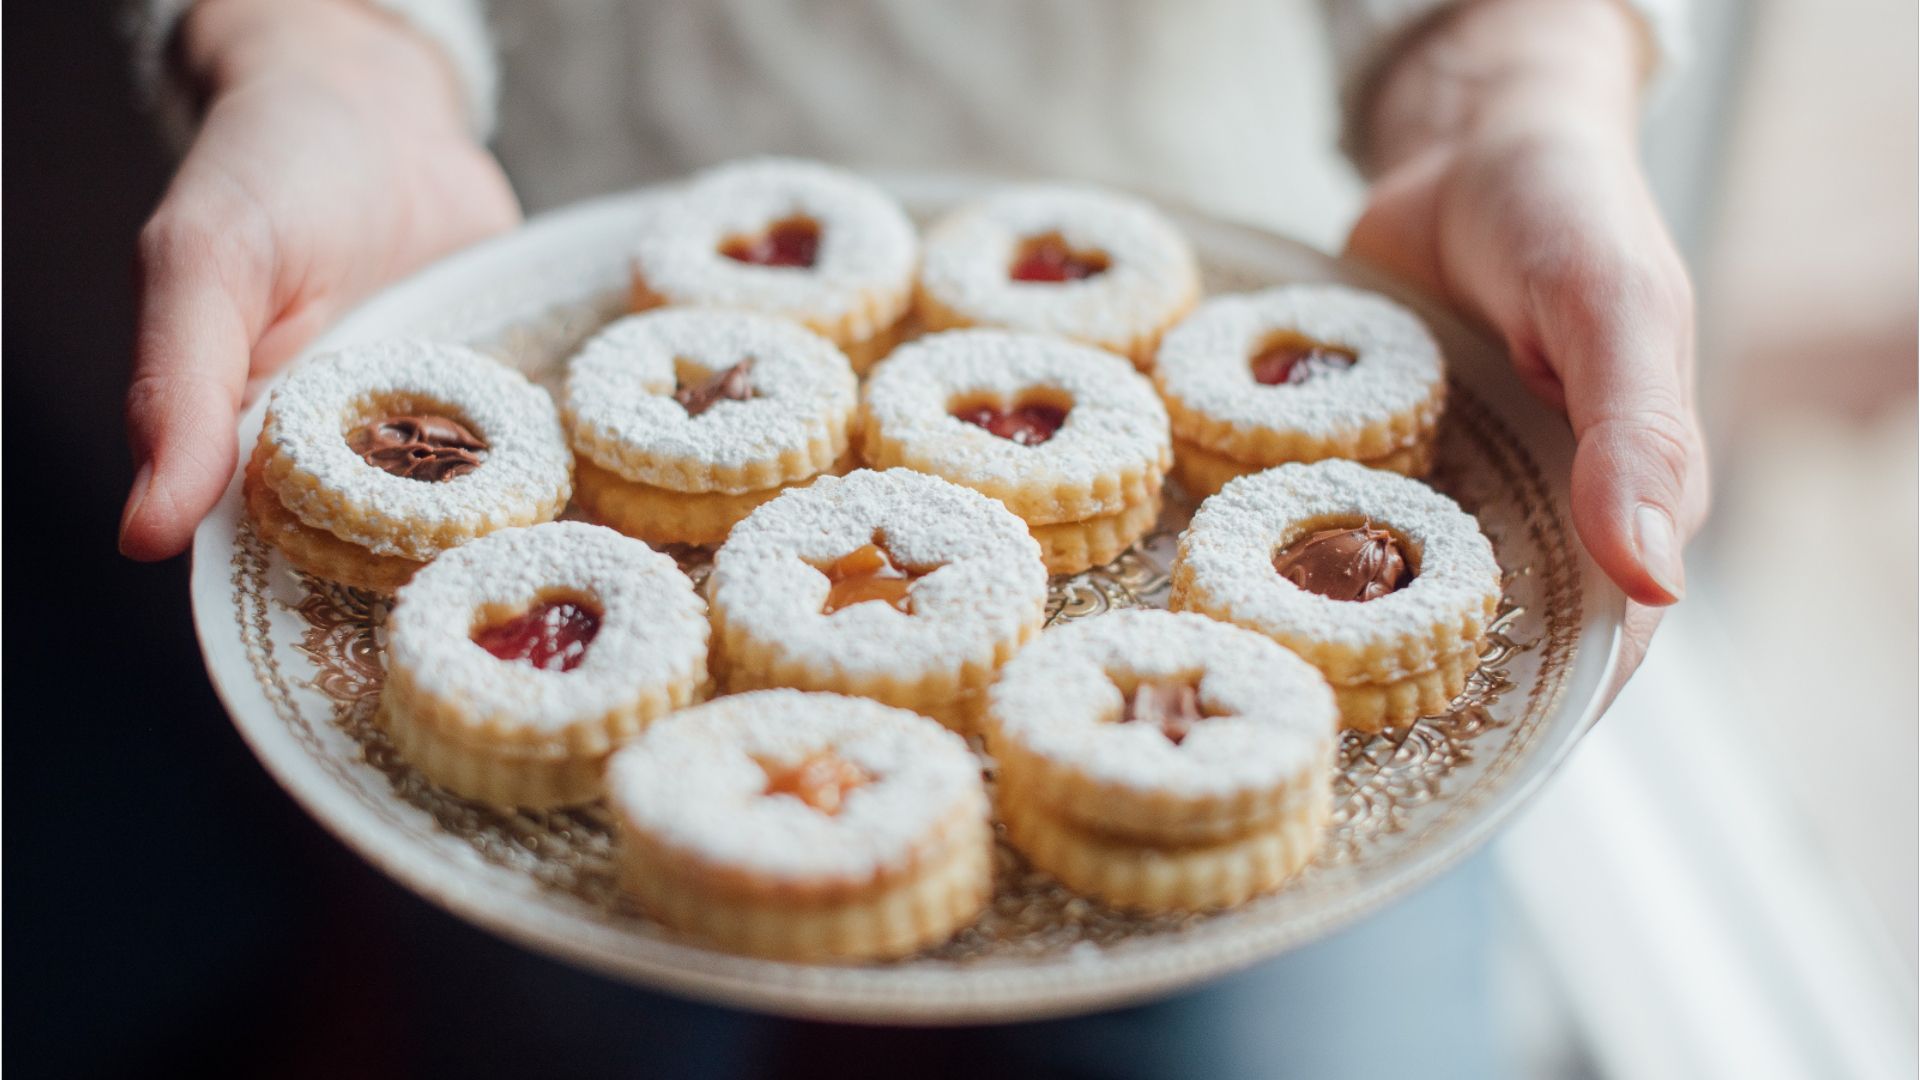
[1344,0,1709,699]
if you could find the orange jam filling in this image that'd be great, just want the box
[1250,331,1358,386]
[719,216,821,268]
[760,751,874,815]
[819,538,928,614]
[1010,232,1108,282]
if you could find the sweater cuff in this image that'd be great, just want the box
[1328,0,1692,172]
[125,0,498,155]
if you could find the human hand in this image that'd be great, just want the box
[119,0,520,560]
[1345,0,1708,696]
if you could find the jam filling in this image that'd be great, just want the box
[1009,232,1108,282]
[952,397,1069,446]
[347,414,487,481]
[820,537,927,614]
[1121,680,1208,746]
[1273,524,1412,602]
[673,358,756,416]
[719,216,820,268]
[472,599,602,671]
[1250,332,1358,386]
[759,751,874,815]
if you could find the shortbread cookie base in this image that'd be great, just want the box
[992,749,1321,848]
[913,286,1186,372]
[1171,434,1436,501]
[1159,377,1444,468]
[382,654,708,757]
[1030,494,1162,575]
[710,609,1039,733]
[1333,644,1481,733]
[629,274,911,377]
[999,788,1329,914]
[573,454,852,547]
[1169,561,1496,687]
[859,419,1168,527]
[617,820,992,961]
[245,450,422,592]
[375,700,613,810]
[572,404,851,496]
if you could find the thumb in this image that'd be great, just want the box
[1530,252,1708,606]
[119,207,265,561]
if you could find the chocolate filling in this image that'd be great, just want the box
[347,414,486,481]
[1272,524,1412,602]
[673,358,756,416]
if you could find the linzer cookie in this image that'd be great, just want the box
[245,340,573,591]
[626,158,918,371]
[1170,460,1500,731]
[915,184,1200,369]
[562,308,859,545]
[377,522,710,808]
[706,468,1048,731]
[606,690,993,961]
[1153,285,1445,498]
[859,329,1171,574]
[985,610,1337,912]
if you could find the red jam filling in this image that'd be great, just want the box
[472,599,602,672]
[719,216,820,268]
[820,540,926,614]
[952,400,1069,446]
[1121,680,1208,746]
[1009,232,1108,282]
[1250,333,1358,386]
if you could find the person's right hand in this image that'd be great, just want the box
[119,0,520,560]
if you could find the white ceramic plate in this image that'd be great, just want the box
[190,172,1626,1024]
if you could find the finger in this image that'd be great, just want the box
[1343,150,1447,293]
[1533,248,1708,606]
[119,206,266,561]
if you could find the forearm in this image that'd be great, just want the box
[1360,0,1650,174]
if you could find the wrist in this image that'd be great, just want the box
[178,0,468,134]
[1362,0,1649,175]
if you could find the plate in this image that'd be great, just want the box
[189,171,1627,1024]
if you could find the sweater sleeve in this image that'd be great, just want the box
[125,0,500,153]
[1323,0,1691,170]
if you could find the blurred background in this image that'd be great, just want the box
[5,0,1914,1076]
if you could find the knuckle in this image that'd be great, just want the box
[1597,410,1697,491]
[136,197,271,280]
[1529,238,1694,336]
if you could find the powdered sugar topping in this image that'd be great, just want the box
[387,522,707,732]
[1178,460,1500,654]
[1155,285,1444,440]
[709,469,1048,680]
[605,690,987,881]
[261,340,572,557]
[629,158,916,334]
[919,184,1199,344]
[990,611,1337,798]
[862,329,1169,492]
[563,308,856,489]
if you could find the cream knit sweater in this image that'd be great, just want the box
[130,0,1686,249]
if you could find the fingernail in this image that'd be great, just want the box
[119,462,153,556]
[1634,504,1685,603]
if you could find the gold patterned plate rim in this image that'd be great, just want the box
[189,172,1628,1024]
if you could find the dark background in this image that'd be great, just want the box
[4,5,777,1075]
